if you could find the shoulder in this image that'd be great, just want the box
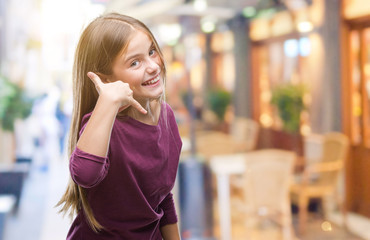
[162,102,177,124]
[163,102,174,115]
[161,102,182,146]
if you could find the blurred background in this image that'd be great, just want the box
[1,0,370,239]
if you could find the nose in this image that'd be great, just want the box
[146,58,159,74]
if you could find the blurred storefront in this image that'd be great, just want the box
[230,0,370,221]
[225,0,370,221]
[129,0,370,223]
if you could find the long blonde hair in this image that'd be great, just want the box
[56,12,167,232]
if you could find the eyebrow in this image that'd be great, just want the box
[125,53,142,63]
[124,43,155,63]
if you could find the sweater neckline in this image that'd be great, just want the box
[118,104,164,129]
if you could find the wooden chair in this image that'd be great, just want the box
[240,149,296,240]
[228,117,260,198]
[194,131,241,161]
[230,117,260,152]
[290,132,349,234]
[303,133,324,164]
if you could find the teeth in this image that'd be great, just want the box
[143,75,160,86]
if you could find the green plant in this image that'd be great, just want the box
[0,75,34,131]
[207,88,231,121]
[271,82,307,133]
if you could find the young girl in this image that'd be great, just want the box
[57,13,182,239]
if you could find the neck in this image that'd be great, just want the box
[128,99,161,125]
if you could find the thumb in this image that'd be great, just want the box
[87,72,104,91]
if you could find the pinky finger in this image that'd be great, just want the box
[131,99,147,114]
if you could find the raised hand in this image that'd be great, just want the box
[87,72,147,114]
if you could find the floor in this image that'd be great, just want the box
[225,211,364,240]
[209,194,365,240]
[1,154,369,240]
[2,155,70,240]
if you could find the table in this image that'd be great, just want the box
[181,130,244,161]
[209,154,247,240]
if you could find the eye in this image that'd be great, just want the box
[149,48,157,56]
[130,60,139,67]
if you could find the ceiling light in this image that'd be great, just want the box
[201,21,215,33]
[193,0,207,12]
[158,23,182,46]
[201,16,216,33]
[297,21,313,33]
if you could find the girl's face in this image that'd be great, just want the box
[110,30,164,103]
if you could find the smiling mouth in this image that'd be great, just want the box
[142,74,160,86]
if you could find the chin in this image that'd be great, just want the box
[150,93,164,101]
[151,86,164,99]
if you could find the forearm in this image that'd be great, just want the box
[160,223,180,240]
[70,147,109,188]
[77,96,119,157]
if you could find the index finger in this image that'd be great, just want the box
[130,98,147,114]
[87,72,104,87]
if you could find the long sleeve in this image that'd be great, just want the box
[67,104,182,239]
[159,192,178,227]
[70,146,110,188]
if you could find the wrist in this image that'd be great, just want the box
[95,94,121,115]
[98,93,122,111]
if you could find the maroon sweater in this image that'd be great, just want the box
[67,103,182,239]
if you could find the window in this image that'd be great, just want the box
[349,27,370,147]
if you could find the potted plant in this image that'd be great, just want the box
[266,82,307,156]
[180,88,232,130]
[271,82,307,133]
[0,75,34,162]
[207,88,231,121]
